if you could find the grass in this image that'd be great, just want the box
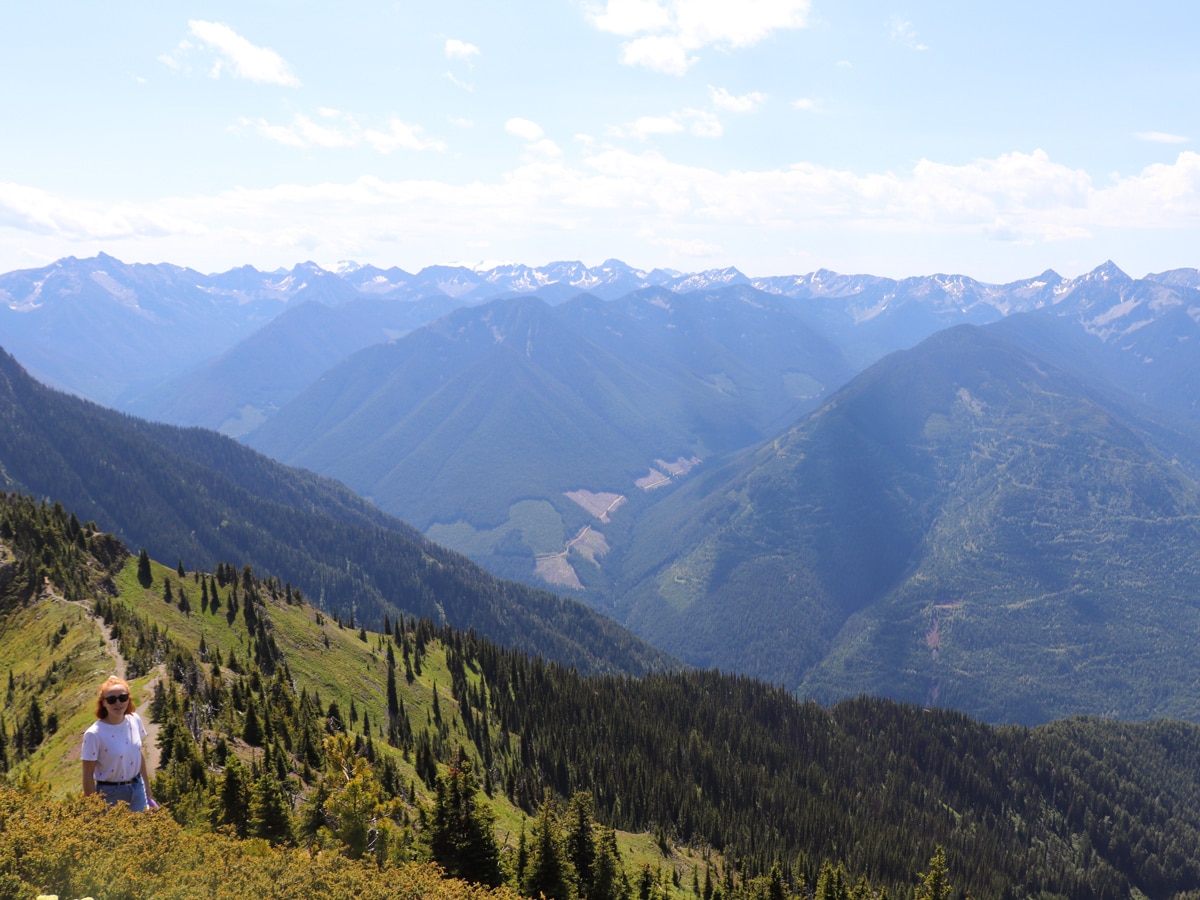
[3,549,711,900]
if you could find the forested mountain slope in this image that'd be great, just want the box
[610,324,1200,723]
[246,288,851,585]
[5,494,1200,900]
[0,347,669,676]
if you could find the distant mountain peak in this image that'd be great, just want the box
[1080,260,1132,283]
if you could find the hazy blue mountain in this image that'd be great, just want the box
[1040,262,1200,421]
[0,253,286,403]
[605,323,1200,724]
[122,292,462,434]
[245,287,852,586]
[0,345,671,675]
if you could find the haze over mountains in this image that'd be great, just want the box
[3,252,1200,724]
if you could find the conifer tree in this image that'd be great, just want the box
[592,828,630,900]
[524,793,575,900]
[915,847,950,900]
[387,659,400,719]
[137,548,152,586]
[243,697,264,747]
[428,755,503,886]
[22,697,44,749]
[566,791,598,898]
[213,754,251,838]
[249,771,295,846]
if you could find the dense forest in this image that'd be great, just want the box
[4,493,1200,899]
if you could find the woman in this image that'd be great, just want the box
[80,676,155,811]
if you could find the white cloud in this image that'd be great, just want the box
[445,39,481,61]
[791,97,820,112]
[588,0,811,74]
[445,71,474,92]
[1135,131,1189,144]
[187,21,300,86]
[506,118,545,141]
[8,151,1200,273]
[611,108,722,139]
[248,112,446,153]
[710,86,766,113]
[366,119,449,153]
[888,16,928,51]
[618,35,695,76]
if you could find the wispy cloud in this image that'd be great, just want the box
[445,39,481,62]
[1135,131,1189,144]
[506,118,545,141]
[611,108,722,139]
[888,16,928,51]
[588,0,812,75]
[791,97,822,112]
[8,151,1200,270]
[242,110,446,152]
[710,86,767,113]
[506,119,561,156]
[186,20,301,86]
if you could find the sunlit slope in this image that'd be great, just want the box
[617,324,1200,723]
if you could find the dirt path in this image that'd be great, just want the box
[84,598,165,773]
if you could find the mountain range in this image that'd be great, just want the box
[4,253,1200,724]
[610,322,1200,722]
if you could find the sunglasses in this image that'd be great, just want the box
[105,693,130,704]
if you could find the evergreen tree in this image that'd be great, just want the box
[915,847,950,900]
[592,828,630,900]
[387,660,400,719]
[22,697,44,749]
[428,756,503,886]
[524,793,575,900]
[566,791,598,898]
[137,548,152,587]
[213,755,251,838]
[243,697,264,747]
[249,771,295,846]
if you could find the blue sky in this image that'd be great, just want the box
[1,1,1197,281]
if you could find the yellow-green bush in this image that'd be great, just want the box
[0,787,523,900]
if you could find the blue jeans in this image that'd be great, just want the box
[96,776,147,812]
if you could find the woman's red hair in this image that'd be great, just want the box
[94,676,137,720]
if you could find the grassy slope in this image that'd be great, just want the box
[2,552,706,898]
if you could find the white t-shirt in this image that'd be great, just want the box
[81,712,146,782]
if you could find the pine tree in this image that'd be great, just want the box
[592,828,630,900]
[387,660,400,720]
[428,756,503,886]
[524,793,575,900]
[243,697,264,747]
[137,548,152,587]
[566,791,598,898]
[213,755,251,838]
[249,771,295,846]
[915,847,951,900]
[22,697,44,749]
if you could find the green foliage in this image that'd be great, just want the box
[429,754,503,886]
[0,786,524,900]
